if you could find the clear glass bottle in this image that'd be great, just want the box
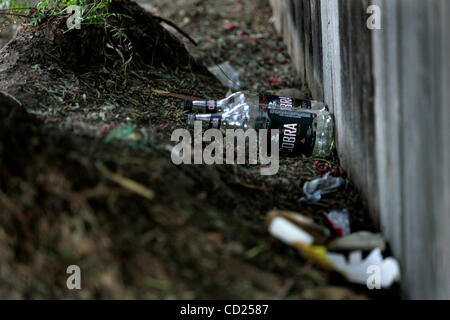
[183,91,328,113]
[187,102,334,158]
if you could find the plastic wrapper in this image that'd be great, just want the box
[302,173,343,202]
[326,209,351,237]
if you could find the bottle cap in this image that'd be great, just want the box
[183,100,193,112]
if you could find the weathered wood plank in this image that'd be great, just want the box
[438,0,450,300]
[398,0,450,299]
[303,0,313,94]
[371,0,403,263]
[310,0,323,100]
[270,0,450,299]
[333,0,378,226]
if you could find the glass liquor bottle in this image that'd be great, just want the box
[183,91,328,114]
[187,102,334,158]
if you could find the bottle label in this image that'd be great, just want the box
[208,114,222,129]
[206,100,218,113]
[259,94,312,110]
[257,107,317,157]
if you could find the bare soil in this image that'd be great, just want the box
[0,0,393,299]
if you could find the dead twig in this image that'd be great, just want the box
[96,162,155,200]
[0,12,31,18]
[151,88,203,101]
[0,8,37,11]
[152,15,198,46]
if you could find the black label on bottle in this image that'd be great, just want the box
[208,114,222,129]
[206,100,218,113]
[259,94,312,110]
[257,107,317,157]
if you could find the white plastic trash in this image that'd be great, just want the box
[302,173,343,202]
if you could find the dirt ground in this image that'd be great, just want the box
[0,0,396,299]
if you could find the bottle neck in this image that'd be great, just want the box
[192,100,219,113]
[187,114,212,127]
[187,114,222,129]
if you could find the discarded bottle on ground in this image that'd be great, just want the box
[187,101,334,158]
[183,91,328,114]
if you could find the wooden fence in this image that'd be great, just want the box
[270,0,450,299]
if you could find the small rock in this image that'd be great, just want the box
[327,231,386,251]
